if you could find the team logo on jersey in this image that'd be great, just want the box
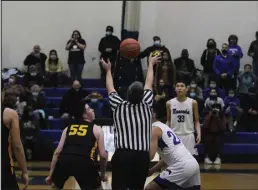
[172,109,190,114]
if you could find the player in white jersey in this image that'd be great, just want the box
[145,111,201,190]
[166,81,201,156]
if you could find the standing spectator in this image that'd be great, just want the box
[174,49,196,84]
[203,88,226,164]
[24,45,47,76]
[203,79,226,100]
[23,65,44,91]
[228,35,243,89]
[224,89,243,132]
[213,43,235,93]
[155,51,176,93]
[248,31,258,76]
[45,50,63,87]
[98,25,120,84]
[65,30,86,82]
[237,64,256,95]
[59,80,89,119]
[201,38,221,88]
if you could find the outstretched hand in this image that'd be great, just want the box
[100,58,112,71]
[148,52,162,66]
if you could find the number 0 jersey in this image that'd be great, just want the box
[169,97,195,135]
[61,120,97,160]
[152,121,192,166]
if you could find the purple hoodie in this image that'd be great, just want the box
[228,45,243,73]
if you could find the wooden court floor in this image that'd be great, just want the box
[15,162,258,190]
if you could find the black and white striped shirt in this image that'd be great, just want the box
[109,89,153,151]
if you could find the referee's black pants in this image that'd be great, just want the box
[111,149,150,190]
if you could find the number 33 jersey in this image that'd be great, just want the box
[152,121,192,166]
[61,120,97,160]
[170,97,194,135]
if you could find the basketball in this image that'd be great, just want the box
[120,38,141,59]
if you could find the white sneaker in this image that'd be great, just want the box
[204,157,213,164]
[213,157,221,165]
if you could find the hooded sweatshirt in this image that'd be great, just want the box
[228,44,243,73]
[213,54,235,77]
[224,96,240,117]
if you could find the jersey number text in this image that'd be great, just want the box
[177,115,185,123]
[69,125,88,136]
[167,131,181,145]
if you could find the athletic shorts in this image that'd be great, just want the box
[177,133,198,156]
[154,158,201,189]
[52,154,101,189]
[2,164,19,190]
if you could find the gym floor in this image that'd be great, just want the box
[16,162,258,190]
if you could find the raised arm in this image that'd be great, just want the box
[100,58,116,94]
[144,53,161,90]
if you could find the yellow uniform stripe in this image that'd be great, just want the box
[90,141,98,161]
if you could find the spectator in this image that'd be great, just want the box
[26,85,46,128]
[98,25,120,84]
[203,88,226,165]
[155,51,176,92]
[45,50,63,87]
[174,49,196,84]
[248,31,258,76]
[228,35,243,89]
[3,74,25,101]
[213,43,235,93]
[154,79,169,121]
[237,64,256,94]
[203,79,226,100]
[23,65,44,91]
[65,30,86,82]
[24,45,47,76]
[187,79,203,102]
[59,80,89,119]
[224,89,243,132]
[201,38,221,88]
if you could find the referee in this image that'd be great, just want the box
[100,53,160,189]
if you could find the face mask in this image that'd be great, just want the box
[106,31,112,36]
[210,84,216,88]
[190,84,197,88]
[74,88,80,92]
[222,49,228,54]
[30,72,37,76]
[32,92,39,97]
[50,55,57,60]
[91,98,98,103]
[190,92,196,97]
[228,94,234,98]
[210,94,217,99]
[154,40,161,46]
[9,78,14,84]
[182,54,188,59]
[207,43,215,49]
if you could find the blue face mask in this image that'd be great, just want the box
[154,40,161,47]
[91,98,98,103]
[190,92,196,97]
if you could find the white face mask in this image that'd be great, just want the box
[50,55,57,60]
[106,31,112,36]
[30,72,37,76]
[32,92,39,97]
[91,98,98,103]
[190,84,197,88]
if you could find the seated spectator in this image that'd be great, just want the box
[201,38,221,88]
[85,91,108,118]
[155,51,176,97]
[187,80,204,115]
[45,49,63,87]
[23,65,44,91]
[237,64,256,95]
[154,79,169,121]
[228,34,243,89]
[26,85,46,129]
[213,43,235,93]
[20,106,40,160]
[24,44,47,76]
[248,31,258,77]
[174,49,196,84]
[59,80,89,119]
[203,79,226,100]
[224,89,243,132]
[3,74,25,101]
[203,88,226,165]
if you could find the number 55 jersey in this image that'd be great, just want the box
[61,120,97,160]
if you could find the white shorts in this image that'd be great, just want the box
[177,133,198,156]
[154,158,200,189]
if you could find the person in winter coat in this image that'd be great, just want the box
[237,64,256,94]
[213,43,235,93]
[201,39,221,88]
[224,89,243,132]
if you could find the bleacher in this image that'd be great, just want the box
[40,78,258,162]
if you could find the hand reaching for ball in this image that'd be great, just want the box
[100,58,111,71]
[148,52,162,65]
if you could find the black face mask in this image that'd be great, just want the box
[222,50,228,54]
[210,95,217,100]
[207,43,215,49]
